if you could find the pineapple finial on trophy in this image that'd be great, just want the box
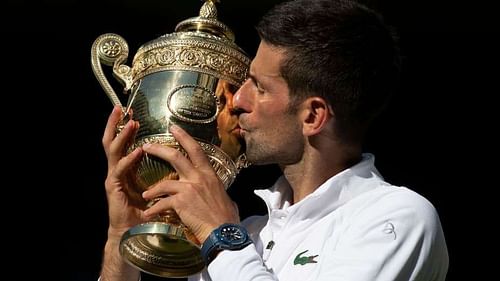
[176,0,235,41]
[200,0,220,18]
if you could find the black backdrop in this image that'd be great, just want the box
[2,0,497,280]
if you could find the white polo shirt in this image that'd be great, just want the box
[189,153,449,281]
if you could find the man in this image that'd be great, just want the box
[215,80,243,161]
[100,0,449,280]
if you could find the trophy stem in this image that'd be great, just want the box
[120,219,204,277]
[119,167,205,277]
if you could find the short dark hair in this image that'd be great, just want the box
[256,0,401,144]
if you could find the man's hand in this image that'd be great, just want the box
[102,106,147,239]
[141,124,240,243]
[101,106,145,281]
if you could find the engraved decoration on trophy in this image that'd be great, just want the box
[90,0,250,277]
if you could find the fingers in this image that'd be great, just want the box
[169,125,212,172]
[142,180,184,218]
[141,125,211,179]
[102,106,123,149]
[103,108,140,165]
[113,147,143,177]
[142,142,195,179]
[106,147,143,190]
[110,120,139,164]
[142,179,182,200]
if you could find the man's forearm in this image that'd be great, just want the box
[100,236,140,281]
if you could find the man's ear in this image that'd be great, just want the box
[301,97,331,136]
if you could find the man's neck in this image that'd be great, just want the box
[282,145,361,204]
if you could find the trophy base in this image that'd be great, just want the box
[120,222,204,278]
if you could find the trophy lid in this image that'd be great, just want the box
[131,0,250,87]
[175,0,235,41]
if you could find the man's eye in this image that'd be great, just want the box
[256,84,265,93]
[248,76,265,93]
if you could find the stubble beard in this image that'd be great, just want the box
[242,104,303,165]
[243,128,303,166]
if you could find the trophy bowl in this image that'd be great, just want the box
[90,0,250,277]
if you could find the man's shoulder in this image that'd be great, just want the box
[376,185,438,213]
[348,184,443,230]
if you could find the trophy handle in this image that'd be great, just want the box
[91,33,134,109]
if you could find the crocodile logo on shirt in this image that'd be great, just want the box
[293,250,319,265]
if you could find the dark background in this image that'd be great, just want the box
[2,0,497,280]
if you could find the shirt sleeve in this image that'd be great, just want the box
[207,244,279,281]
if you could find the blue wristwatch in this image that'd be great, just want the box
[201,223,252,266]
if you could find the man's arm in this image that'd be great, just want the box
[99,106,144,281]
[99,231,140,281]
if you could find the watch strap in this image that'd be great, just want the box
[201,223,252,266]
[201,230,222,265]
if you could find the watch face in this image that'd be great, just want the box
[220,225,246,245]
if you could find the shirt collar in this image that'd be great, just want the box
[254,153,385,221]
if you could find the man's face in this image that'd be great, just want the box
[216,80,244,160]
[233,41,304,165]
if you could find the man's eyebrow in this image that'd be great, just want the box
[248,71,280,82]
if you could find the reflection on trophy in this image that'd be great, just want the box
[90,0,250,277]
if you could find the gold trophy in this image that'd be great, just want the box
[90,0,250,277]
